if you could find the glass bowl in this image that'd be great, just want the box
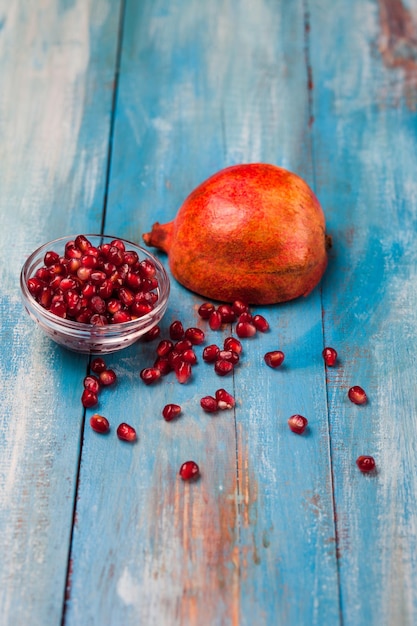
[20,234,170,354]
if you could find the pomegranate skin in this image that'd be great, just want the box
[143,163,329,305]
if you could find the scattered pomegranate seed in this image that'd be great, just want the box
[236,321,256,338]
[356,455,376,473]
[81,389,98,408]
[140,367,162,385]
[182,348,197,365]
[264,350,285,368]
[252,314,269,332]
[214,359,234,376]
[154,356,172,376]
[174,360,192,384]
[184,327,205,345]
[117,422,137,442]
[237,311,253,323]
[198,302,215,319]
[224,336,242,354]
[179,460,200,481]
[169,320,184,340]
[322,347,337,366]
[174,339,192,353]
[215,388,235,410]
[90,414,110,434]
[141,325,161,341]
[218,349,239,365]
[288,414,308,434]
[156,339,174,357]
[90,357,107,373]
[99,369,117,386]
[162,404,181,421]
[200,396,218,413]
[209,310,222,330]
[202,344,220,363]
[83,375,101,394]
[348,386,367,405]
[217,304,236,323]
[232,300,249,315]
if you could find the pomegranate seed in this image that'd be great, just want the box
[236,321,256,338]
[169,320,184,340]
[131,302,153,317]
[175,339,193,353]
[218,349,239,365]
[107,246,124,266]
[168,349,182,368]
[264,350,285,368]
[90,414,110,434]
[217,304,236,323]
[90,295,106,314]
[117,422,137,442]
[74,235,91,252]
[322,347,337,366]
[141,325,161,341]
[154,356,172,376]
[27,277,44,297]
[214,359,234,376]
[162,404,181,421]
[126,271,142,291]
[209,310,222,330]
[202,344,220,363]
[77,266,92,282]
[156,339,174,357]
[139,258,157,279]
[179,461,200,481]
[237,311,253,323]
[224,336,242,354]
[140,367,162,385]
[91,357,106,373]
[182,348,197,365]
[65,241,82,259]
[107,298,122,315]
[348,386,367,405]
[232,300,249,315]
[252,314,269,332]
[111,238,126,252]
[124,250,139,266]
[90,313,108,326]
[81,389,98,408]
[198,302,215,319]
[50,300,67,318]
[356,455,376,473]
[200,396,218,413]
[44,250,60,266]
[111,310,131,324]
[83,375,101,393]
[288,414,308,434]
[174,360,192,384]
[99,369,117,386]
[184,327,205,345]
[215,388,235,409]
[81,254,98,269]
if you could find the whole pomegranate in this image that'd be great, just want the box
[143,163,330,304]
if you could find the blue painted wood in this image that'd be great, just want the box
[0,1,121,624]
[65,1,340,624]
[310,0,417,624]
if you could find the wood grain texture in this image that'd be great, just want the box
[0,1,121,624]
[310,0,417,624]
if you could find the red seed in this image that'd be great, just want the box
[208,310,222,331]
[99,369,117,386]
[182,349,197,365]
[140,367,162,385]
[81,389,98,408]
[356,455,376,473]
[184,327,205,345]
[174,360,192,384]
[90,313,108,326]
[218,349,239,365]
[214,359,234,376]
[44,250,60,266]
[162,404,181,421]
[169,320,185,340]
[90,414,110,434]
[198,302,215,319]
[117,422,137,442]
[288,414,308,434]
[156,339,174,357]
[217,304,236,323]
[200,396,218,413]
[237,311,253,323]
[141,325,161,341]
[232,300,249,315]
[348,386,367,405]
[153,356,172,376]
[111,310,131,324]
[223,336,242,354]
[91,357,107,373]
[202,344,220,363]
[264,350,285,368]
[236,321,256,338]
[215,388,235,410]
[83,375,101,394]
[179,460,200,480]
[174,339,193,353]
[322,347,337,366]
[252,314,269,332]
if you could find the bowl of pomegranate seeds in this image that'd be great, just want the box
[20,234,170,353]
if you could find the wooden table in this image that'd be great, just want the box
[2,1,417,624]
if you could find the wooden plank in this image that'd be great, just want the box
[65,1,340,624]
[309,0,417,624]
[0,1,121,623]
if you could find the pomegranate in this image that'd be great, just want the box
[143,163,329,304]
